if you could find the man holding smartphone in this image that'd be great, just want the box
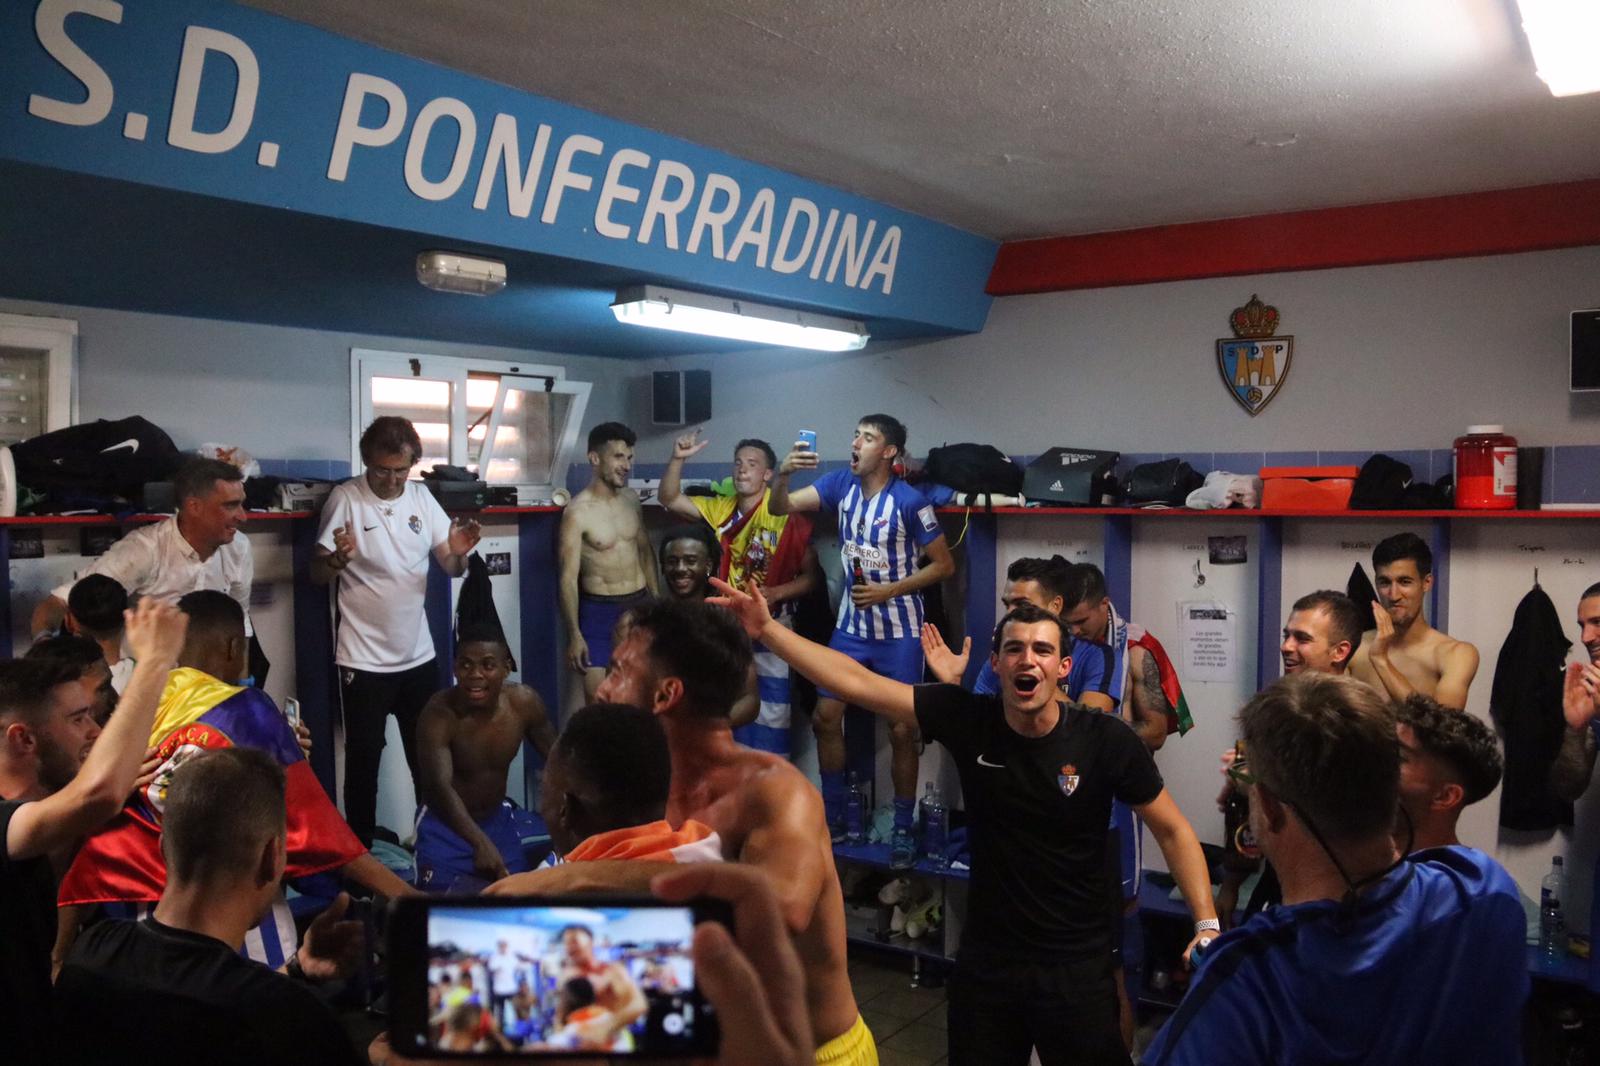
[770,413,955,865]
[659,431,820,756]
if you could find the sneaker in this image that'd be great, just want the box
[890,826,916,869]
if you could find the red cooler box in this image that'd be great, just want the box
[1260,466,1359,510]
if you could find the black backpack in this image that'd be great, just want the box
[925,443,1023,498]
[12,416,183,499]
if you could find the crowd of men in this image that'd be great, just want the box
[0,407,1590,1066]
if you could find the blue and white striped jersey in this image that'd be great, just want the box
[813,469,943,640]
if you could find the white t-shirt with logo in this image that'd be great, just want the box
[316,478,453,672]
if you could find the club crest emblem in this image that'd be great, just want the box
[1058,763,1080,797]
[408,514,422,534]
[1217,294,1293,416]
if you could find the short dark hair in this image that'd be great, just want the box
[0,658,85,725]
[557,924,594,943]
[67,575,128,640]
[1395,695,1503,806]
[1373,532,1432,578]
[734,438,777,469]
[659,524,720,569]
[1061,562,1108,610]
[24,634,104,677]
[858,414,907,456]
[1238,673,1399,842]
[1582,582,1600,602]
[991,601,1066,654]
[1290,590,1365,661]
[561,977,597,1011]
[553,703,672,831]
[176,590,244,643]
[162,747,286,884]
[1005,555,1073,602]
[359,416,423,465]
[627,599,752,717]
[173,458,243,506]
[587,422,636,454]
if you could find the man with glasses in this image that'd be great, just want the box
[1144,673,1526,1065]
[313,416,482,845]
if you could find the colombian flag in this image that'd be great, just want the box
[58,668,364,906]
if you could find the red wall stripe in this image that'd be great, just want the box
[987,178,1600,295]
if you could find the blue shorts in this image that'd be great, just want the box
[414,800,542,892]
[578,589,649,668]
[817,630,924,699]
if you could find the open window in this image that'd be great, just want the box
[352,349,591,502]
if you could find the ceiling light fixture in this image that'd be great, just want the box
[610,285,869,352]
[1517,0,1600,96]
[416,251,507,295]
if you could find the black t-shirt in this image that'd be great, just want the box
[915,685,1164,961]
[1,798,57,1066]
[54,916,363,1066]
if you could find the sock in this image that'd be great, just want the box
[821,771,846,818]
[894,796,916,831]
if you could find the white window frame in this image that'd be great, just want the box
[0,312,78,434]
[350,349,591,501]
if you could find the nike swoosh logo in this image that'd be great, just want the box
[976,754,1005,768]
[99,438,139,455]
[362,525,378,532]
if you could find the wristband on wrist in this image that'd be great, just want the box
[1195,918,1222,935]
[285,950,308,982]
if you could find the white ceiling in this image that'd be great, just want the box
[242,0,1600,242]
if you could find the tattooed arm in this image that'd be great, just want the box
[1127,644,1170,752]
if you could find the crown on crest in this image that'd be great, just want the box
[1229,294,1280,339]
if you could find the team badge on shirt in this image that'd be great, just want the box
[408,514,422,533]
[1058,763,1080,796]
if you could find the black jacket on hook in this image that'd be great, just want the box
[1490,584,1572,831]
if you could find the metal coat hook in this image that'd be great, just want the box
[1534,567,1540,587]
[1193,559,1207,588]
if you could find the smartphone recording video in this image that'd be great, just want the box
[388,896,723,1059]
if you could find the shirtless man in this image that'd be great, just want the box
[555,926,647,1031]
[560,422,659,700]
[1349,533,1479,709]
[488,598,870,1066]
[414,627,556,888]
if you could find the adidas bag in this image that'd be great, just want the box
[12,416,184,499]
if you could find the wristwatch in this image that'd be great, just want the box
[285,950,308,982]
[1194,918,1222,935]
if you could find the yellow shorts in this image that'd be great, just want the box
[815,1014,878,1066]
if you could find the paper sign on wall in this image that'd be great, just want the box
[1180,601,1236,683]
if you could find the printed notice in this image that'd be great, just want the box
[1180,601,1235,683]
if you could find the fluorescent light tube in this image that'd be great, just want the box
[611,285,869,352]
[1517,0,1600,96]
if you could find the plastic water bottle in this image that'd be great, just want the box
[845,774,865,845]
[920,782,948,870]
[1541,856,1568,964]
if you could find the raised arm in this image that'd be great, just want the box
[415,701,509,883]
[558,506,588,673]
[432,518,482,578]
[710,579,916,726]
[920,623,971,687]
[5,600,187,860]
[659,429,711,521]
[769,446,822,516]
[1431,640,1480,710]
[1552,662,1600,801]
[1136,789,1220,960]
[1364,604,1418,702]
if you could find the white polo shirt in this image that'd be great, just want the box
[53,516,254,634]
[316,477,453,673]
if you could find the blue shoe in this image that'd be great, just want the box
[890,826,916,869]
